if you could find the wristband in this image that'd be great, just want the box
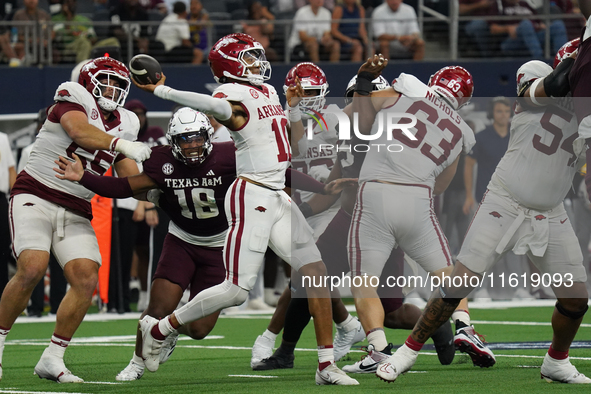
[109,137,120,152]
[355,71,375,96]
[529,78,543,106]
[288,104,302,123]
[298,202,314,218]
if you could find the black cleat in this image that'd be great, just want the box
[251,351,295,371]
[432,320,455,365]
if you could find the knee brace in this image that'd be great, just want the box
[555,301,588,320]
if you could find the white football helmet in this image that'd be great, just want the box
[167,107,214,166]
[516,60,553,96]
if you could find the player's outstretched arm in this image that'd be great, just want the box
[352,54,389,135]
[54,153,158,198]
[286,76,305,157]
[60,110,151,162]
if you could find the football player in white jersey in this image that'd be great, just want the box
[377,55,591,384]
[0,57,151,383]
[131,33,358,385]
[344,56,483,381]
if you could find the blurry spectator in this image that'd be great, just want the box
[140,0,168,14]
[272,0,295,13]
[489,0,568,58]
[110,0,164,60]
[463,97,511,215]
[155,1,194,62]
[12,0,51,64]
[208,115,233,142]
[459,0,495,57]
[296,0,334,10]
[372,0,424,60]
[331,0,369,62]
[188,0,207,64]
[551,0,585,40]
[0,0,19,66]
[289,0,340,62]
[52,0,119,63]
[0,131,15,296]
[242,1,277,62]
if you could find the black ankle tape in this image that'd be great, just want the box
[555,301,588,320]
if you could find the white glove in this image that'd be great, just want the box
[111,138,151,162]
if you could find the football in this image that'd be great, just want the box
[129,54,162,85]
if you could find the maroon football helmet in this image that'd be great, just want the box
[283,62,329,112]
[553,37,580,69]
[78,57,130,112]
[208,33,271,86]
[428,66,474,110]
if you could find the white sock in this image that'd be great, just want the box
[451,310,470,327]
[367,328,388,351]
[318,345,335,364]
[157,317,176,337]
[262,329,278,342]
[336,314,357,331]
[132,353,145,366]
[48,333,70,358]
[0,327,9,363]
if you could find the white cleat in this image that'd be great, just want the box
[541,353,591,383]
[315,363,359,385]
[334,318,366,361]
[140,315,164,372]
[116,360,144,381]
[159,330,179,364]
[375,345,418,383]
[251,334,275,368]
[34,348,83,383]
[342,344,391,374]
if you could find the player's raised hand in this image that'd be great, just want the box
[131,73,167,93]
[111,138,152,162]
[54,153,84,182]
[286,76,305,108]
[358,54,388,79]
[324,178,358,195]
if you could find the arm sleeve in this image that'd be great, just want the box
[79,171,135,198]
[154,85,233,121]
[286,168,325,194]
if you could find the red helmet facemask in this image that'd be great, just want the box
[428,66,474,110]
[208,33,271,86]
[78,57,130,112]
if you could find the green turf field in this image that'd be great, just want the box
[1,306,590,393]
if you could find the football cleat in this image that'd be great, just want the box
[116,360,144,381]
[251,334,275,368]
[454,324,496,368]
[334,318,366,361]
[159,330,179,364]
[34,348,83,383]
[342,343,392,374]
[252,350,294,370]
[431,320,455,365]
[140,315,164,372]
[541,353,591,383]
[315,363,359,385]
[375,345,418,383]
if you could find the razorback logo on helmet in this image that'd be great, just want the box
[57,89,70,97]
[214,36,238,51]
[489,211,502,218]
[535,214,546,221]
[214,92,227,99]
[553,37,580,69]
